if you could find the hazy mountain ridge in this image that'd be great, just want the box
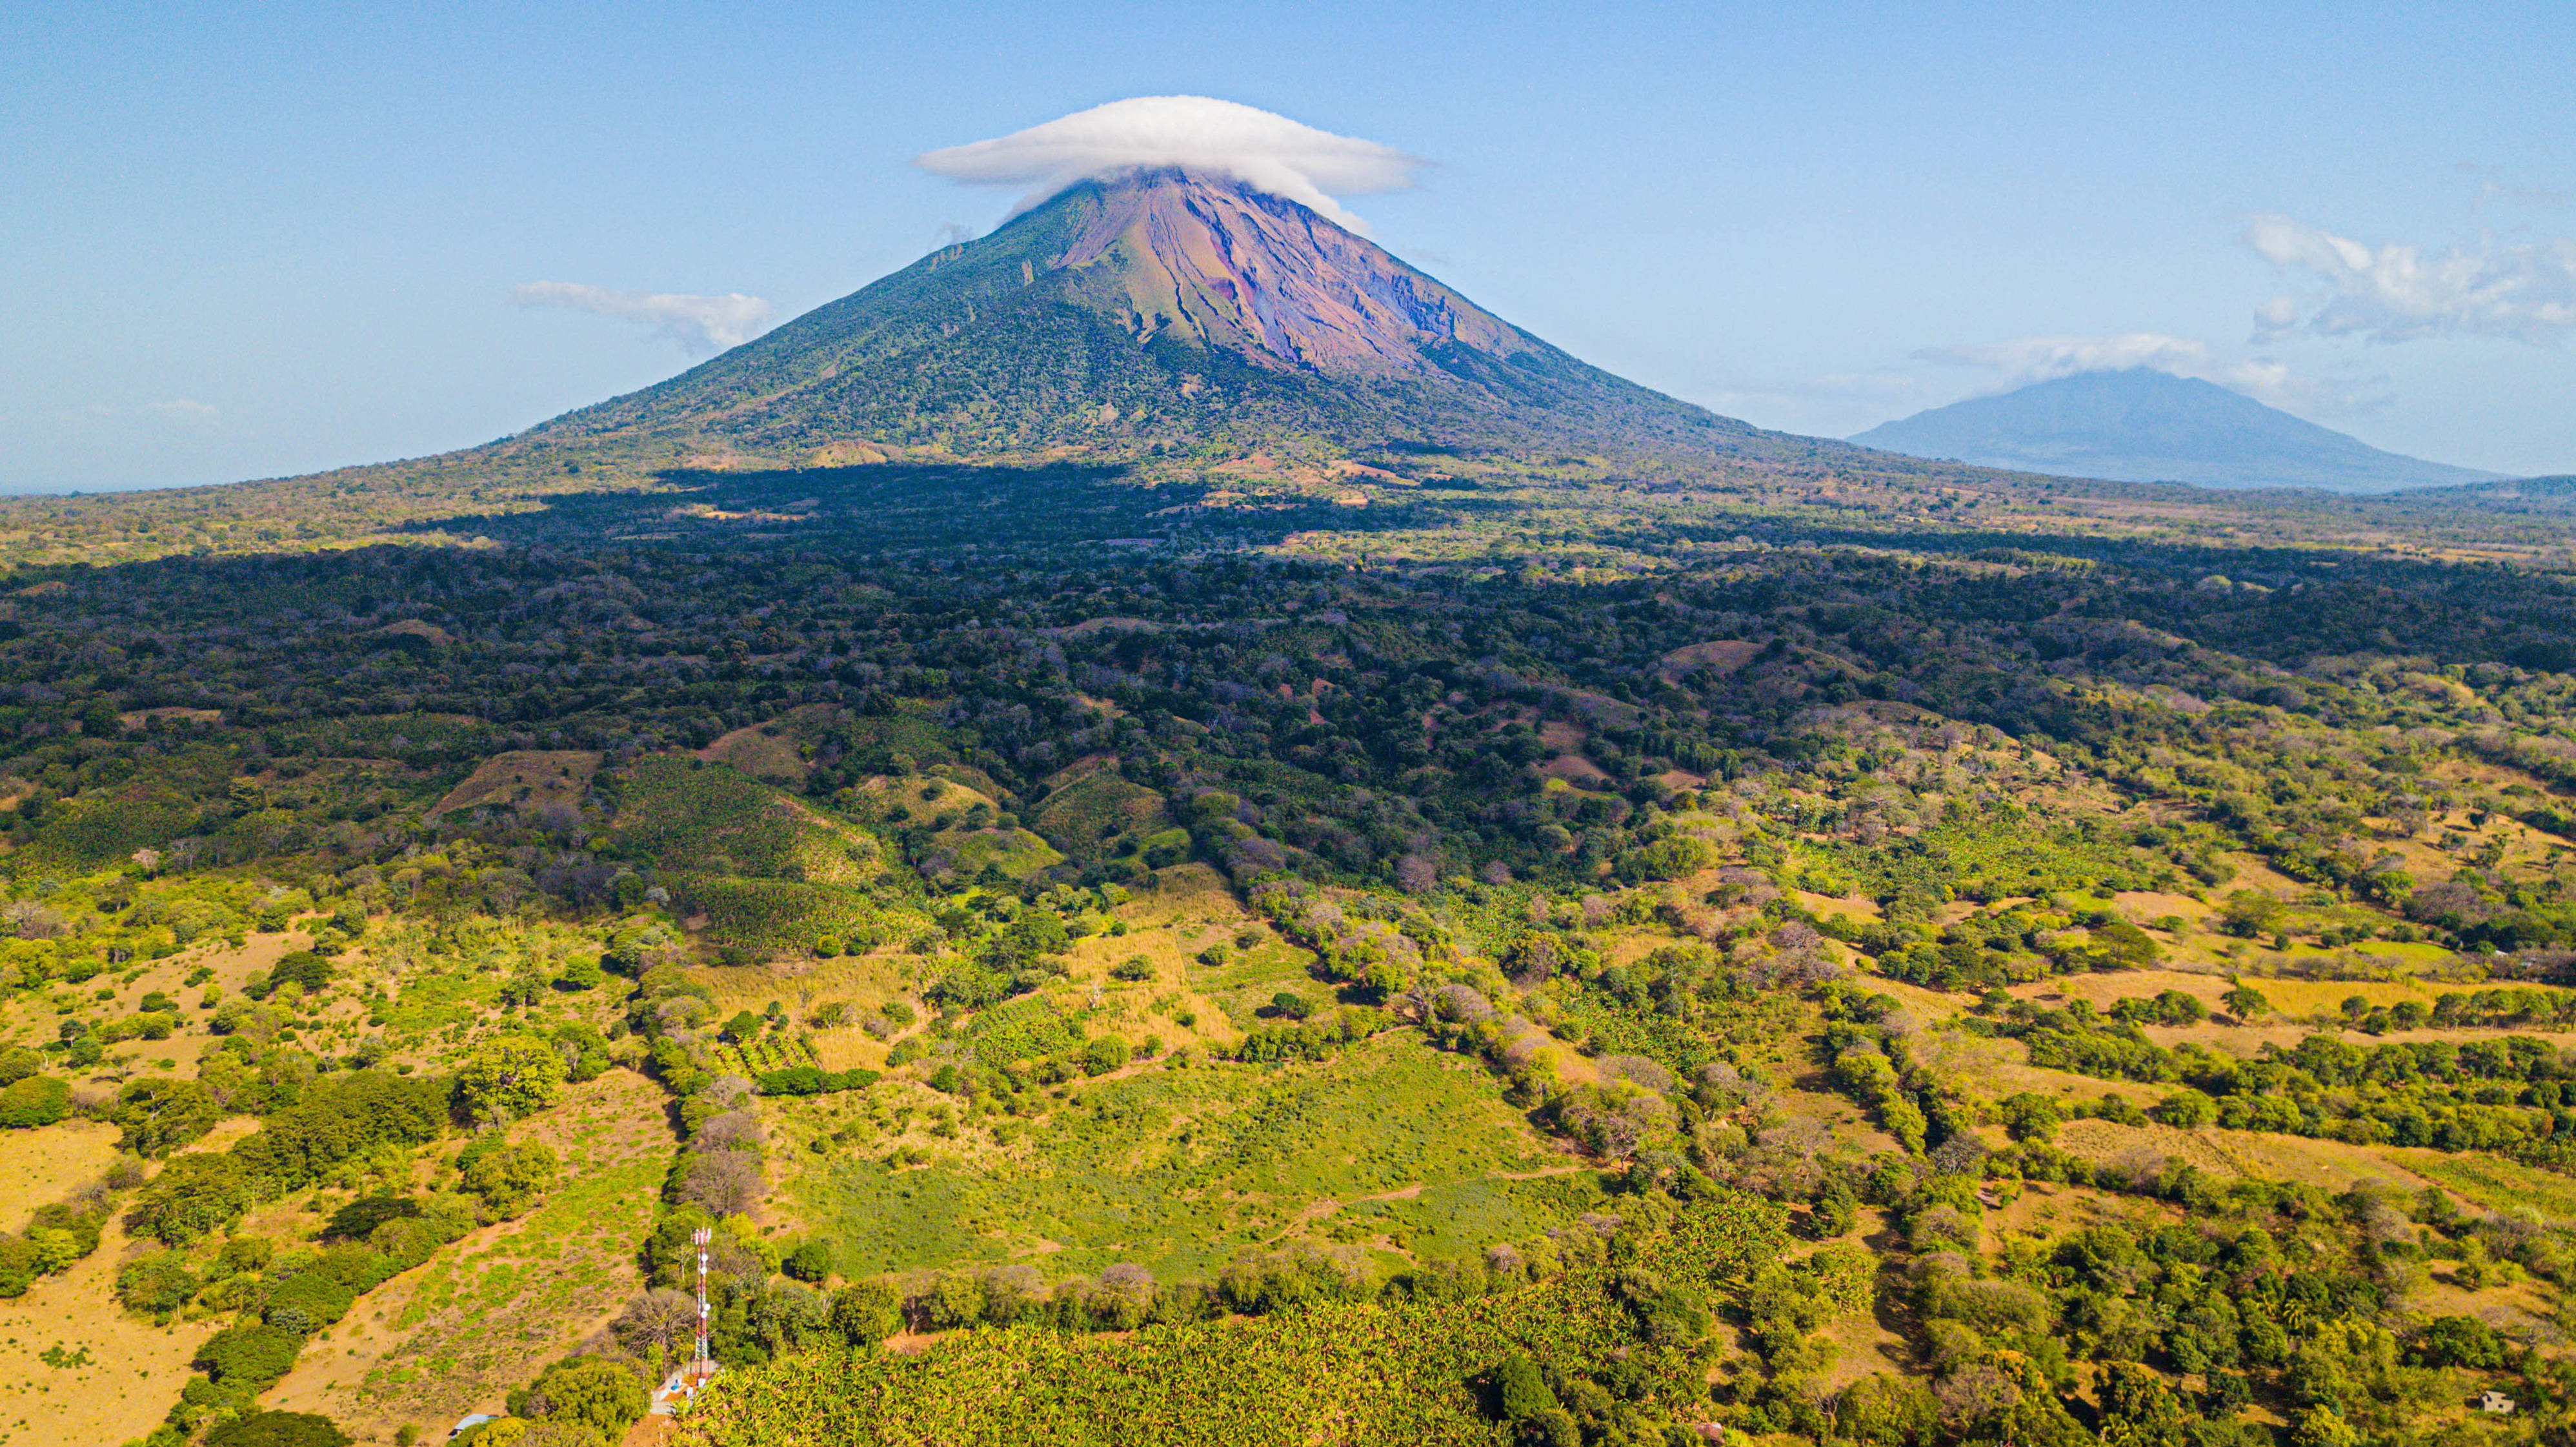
[1850,367,2502,492]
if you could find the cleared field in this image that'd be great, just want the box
[2053,1118,2432,1195]
[279,1071,681,1440]
[427,749,601,818]
[789,1036,1587,1281]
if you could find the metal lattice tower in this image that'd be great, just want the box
[691,1226,713,1386]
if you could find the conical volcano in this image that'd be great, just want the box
[529,168,1777,465]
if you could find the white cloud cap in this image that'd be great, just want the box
[916,96,1425,234]
[1920,332,2348,413]
[2243,214,2576,345]
[510,282,776,356]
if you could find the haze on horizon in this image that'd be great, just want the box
[3,1,2572,493]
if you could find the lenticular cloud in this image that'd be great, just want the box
[916,96,1424,233]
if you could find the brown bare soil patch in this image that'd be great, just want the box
[118,705,225,731]
[2111,891,2211,924]
[428,751,601,819]
[1049,616,1162,638]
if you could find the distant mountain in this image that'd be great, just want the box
[529,167,1823,469]
[1848,369,2503,492]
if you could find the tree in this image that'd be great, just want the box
[832,1279,903,1345]
[461,1138,558,1218]
[674,1149,763,1216]
[614,1288,700,1356]
[1087,1263,1156,1330]
[511,1357,648,1438]
[134,1153,254,1244]
[1079,1036,1131,1076]
[1493,1353,1558,1420]
[110,1076,224,1157]
[782,1240,832,1282]
[2222,981,2271,1020]
[454,1036,567,1125]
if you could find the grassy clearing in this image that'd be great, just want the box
[2396,1149,2576,1224]
[0,1122,119,1234]
[1031,765,1169,853]
[426,749,601,818]
[614,756,881,885]
[292,1073,679,1438]
[790,1037,1584,1281]
[0,1215,223,1447]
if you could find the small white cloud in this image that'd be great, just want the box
[511,281,776,356]
[915,96,1425,234]
[2242,214,2576,345]
[1918,331,2355,412]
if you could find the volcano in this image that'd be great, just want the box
[526,168,1795,467]
[1849,369,2504,492]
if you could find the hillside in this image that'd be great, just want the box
[1851,368,2504,492]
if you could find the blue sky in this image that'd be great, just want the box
[4,0,2571,492]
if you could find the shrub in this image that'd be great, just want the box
[196,1322,307,1386]
[0,1075,70,1129]
[116,1252,201,1321]
[205,1413,352,1447]
[460,1138,559,1219]
[782,1240,832,1283]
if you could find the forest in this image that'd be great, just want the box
[0,447,2573,1447]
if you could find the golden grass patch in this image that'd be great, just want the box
[0,1122,119,1234]
[427,750,601,818]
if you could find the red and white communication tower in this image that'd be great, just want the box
[690,1226,714,1389]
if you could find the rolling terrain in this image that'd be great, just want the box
[4,162,2576,1447]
